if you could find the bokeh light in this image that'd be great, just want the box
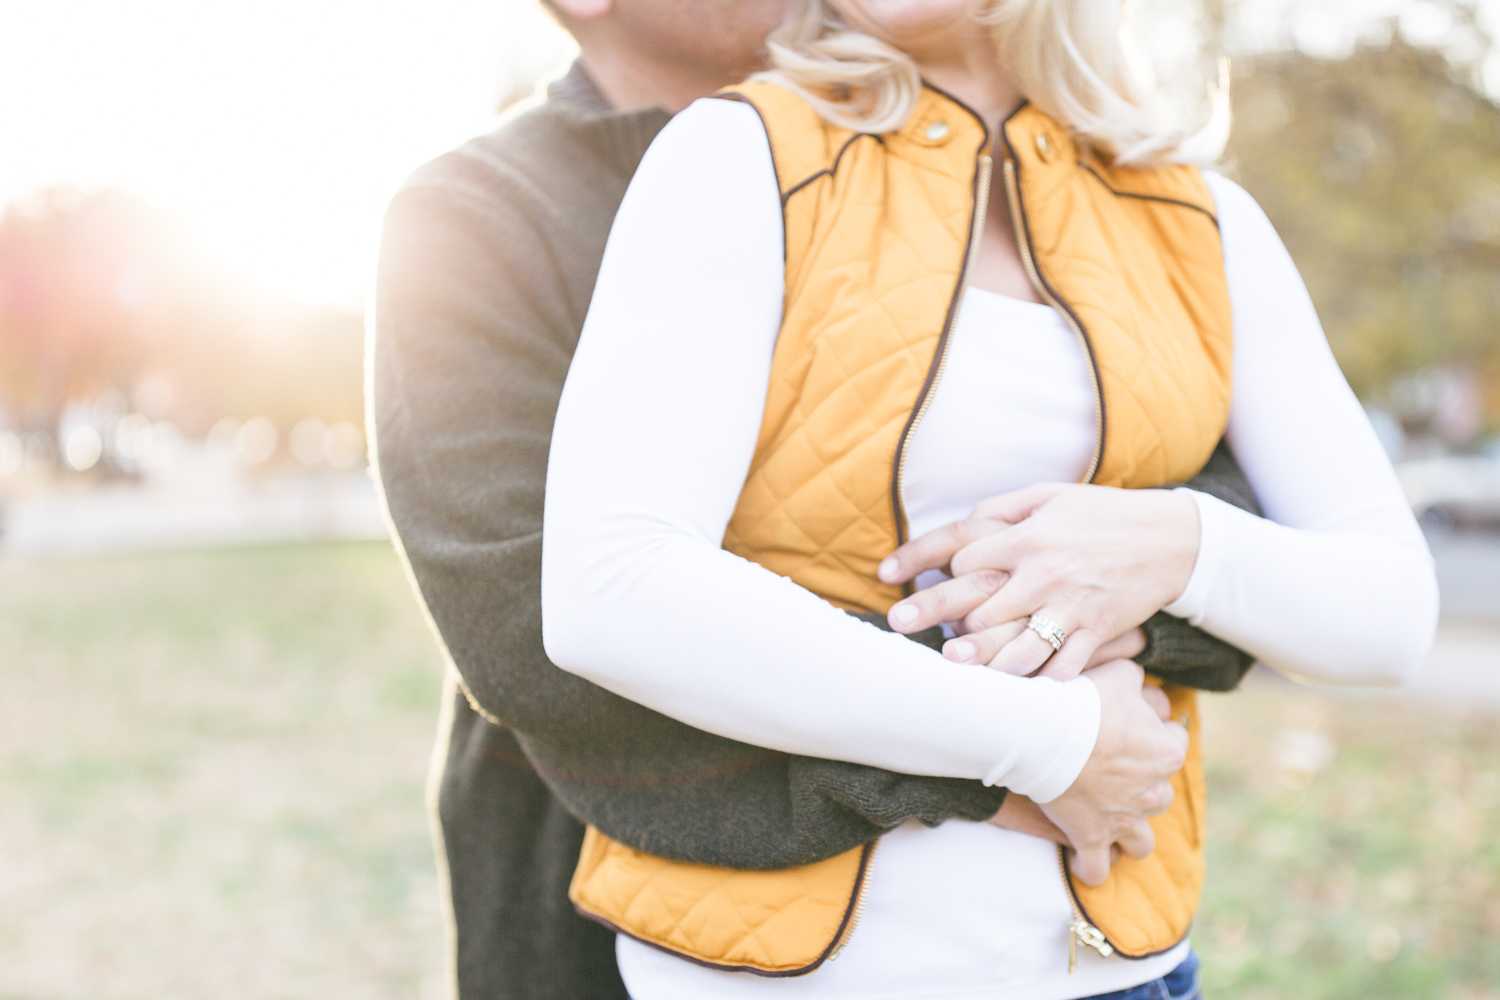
[63,425,102,471]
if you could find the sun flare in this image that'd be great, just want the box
[0,0,574,306]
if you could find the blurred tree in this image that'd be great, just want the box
[0,190,162,428]
[7,1,1500,449]
[1218,3,1500,432]
[0,188,363,449]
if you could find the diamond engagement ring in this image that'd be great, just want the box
[1026,614,1067,652]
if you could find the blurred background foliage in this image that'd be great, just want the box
[2,0,1499,478]
[0,189,363,444]
[1227,26,1500,441]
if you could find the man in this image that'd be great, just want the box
[369,2,1257,997]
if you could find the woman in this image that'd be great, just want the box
[541,0,1438,997]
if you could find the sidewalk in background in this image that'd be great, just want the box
[0,469,387,559]
[1400,615,1500,706]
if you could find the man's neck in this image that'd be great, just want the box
[575,41,733,114]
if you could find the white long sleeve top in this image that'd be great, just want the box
[540,98,1439,999]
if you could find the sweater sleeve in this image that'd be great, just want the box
[369,108,1005,871]
[542,99,1102,803]
[1162,172,1439,684]
[1136,440,1260,692]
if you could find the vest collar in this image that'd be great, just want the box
[899,83,992,151]
[897,86,1083,203]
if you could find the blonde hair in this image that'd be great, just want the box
[757,0,1229,166]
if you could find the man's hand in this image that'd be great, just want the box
[988,795,1128,869]
[1038,659,1188,886]
[880,483,1199,679]
[988,792,1067,844]
[1088,627,1148,666]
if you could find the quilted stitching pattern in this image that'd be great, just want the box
[1070,685,1207,956]
[1003,107,1232,490]
[572,85,1234,973]
[571,827,866,973]
[722,83,984,614]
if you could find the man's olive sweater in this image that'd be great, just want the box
[370,62,1256,1000]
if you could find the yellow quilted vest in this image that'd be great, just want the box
[570,81,1233,976]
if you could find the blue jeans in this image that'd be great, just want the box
[1078,951,1201,1000]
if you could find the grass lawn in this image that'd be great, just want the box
[1,541,1495,998]
[0,543,445,1000]
[1198,674,1500,999]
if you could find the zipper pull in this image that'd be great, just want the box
[1070,918,1115,967]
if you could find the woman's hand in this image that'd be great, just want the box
[1040,660,1185,886]
[988,662,1181,885]
[880,483,1199,679]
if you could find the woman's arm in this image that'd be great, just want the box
[877,174,1438,685]
[1162,172,1439,684]
[371,115,1027,872]
[541,98,1100,802]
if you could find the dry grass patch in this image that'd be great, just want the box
[2,543,1496,998]
[1199,672,1500,999]
[0,543,445,1000]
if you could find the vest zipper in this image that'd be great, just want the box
[1000,157,1104,484]
[875,146,991,960]
[893,153,994,539]
[1001,147,1112,970]
[828,840,878,960]
[1058,845,1114,972]
[892,106,1110,971]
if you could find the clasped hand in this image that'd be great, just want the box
[879,482,1201,679]
[985,660,1187,884]
[879,483,1201,882]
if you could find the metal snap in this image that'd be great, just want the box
[1035,131,1053,161]
[925,120,949,141]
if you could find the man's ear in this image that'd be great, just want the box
[551,0,612,20]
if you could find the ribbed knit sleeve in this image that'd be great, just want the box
[371,85,1013,872]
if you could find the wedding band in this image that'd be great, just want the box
[1027,614,1067,651]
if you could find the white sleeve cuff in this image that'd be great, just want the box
[1162,487,1233,625]
[988,674,1100,803]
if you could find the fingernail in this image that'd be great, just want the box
[878,557,898,582]
[890,602,918,627]
[948,641,975,663]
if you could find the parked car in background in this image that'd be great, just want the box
[1396,455,1500,533]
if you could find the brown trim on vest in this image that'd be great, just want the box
[1060,834,1190,960]
[887,85,993,556]
[1078,162,1221,229]
[998,100,1108,482]
[573,841,877,978]
[715,92,791,263]
[781,132,883,206]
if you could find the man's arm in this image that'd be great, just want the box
[372,124,1262,871]
[1136,438,1260,692]
[371,144,1002,871]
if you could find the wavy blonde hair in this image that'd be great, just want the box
[757,0,1228,166]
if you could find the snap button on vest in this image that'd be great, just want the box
[1035,130,1054,161]
[925,120,949,141]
